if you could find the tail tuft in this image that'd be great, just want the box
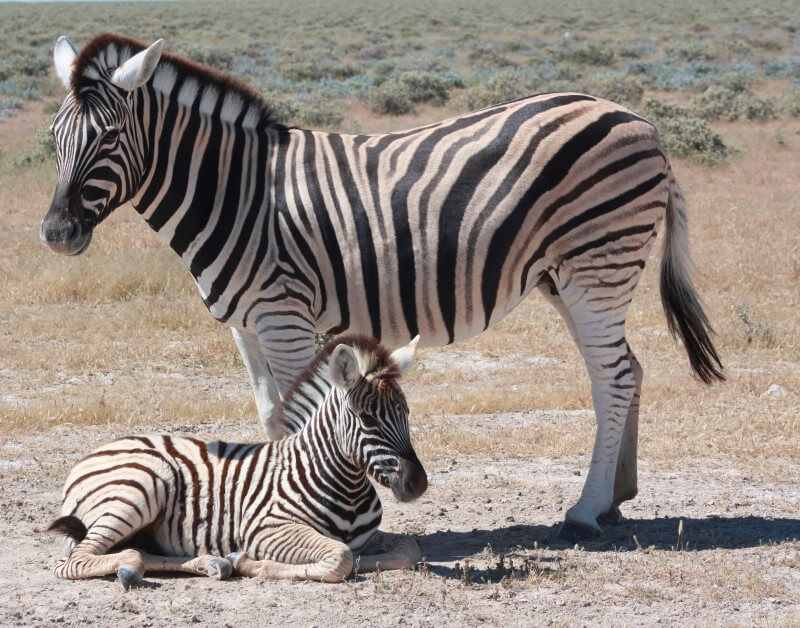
[47,515,87,543]
[661,174,724,384]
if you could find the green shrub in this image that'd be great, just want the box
[293,97,344,128]
[263,95,344,128]
[690,85,775,121]
[278,60,357,83]
[43,100,62,116]
[177,44,234,71]
[0,96,25,122]
[369,79,414,114]
[664,41,717,62]
[368,71,457,115]
[12,126,57,169]
[467,45,514,68]
[586,75,644,106]
[458,71,538,110]
[640,97,728,164]
[783,92,800,117]
[560,42,614,66]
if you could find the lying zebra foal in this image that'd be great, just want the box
[48,335,427,588]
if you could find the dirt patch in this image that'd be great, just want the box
[1,413,798,627]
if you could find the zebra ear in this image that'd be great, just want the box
[111,39,164,91]
[330,345,361,390]
[54,36,78,90]
[390,335,420,376]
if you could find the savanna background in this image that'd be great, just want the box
[0,0,798,625]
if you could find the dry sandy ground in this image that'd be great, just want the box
[1,410,798,627]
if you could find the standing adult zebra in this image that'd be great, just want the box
[42,34,723,540]
[48,335,427,587]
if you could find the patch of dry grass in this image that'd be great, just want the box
[0,390,257,435]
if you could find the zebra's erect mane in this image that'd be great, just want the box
[273,335,400,436]
[71,33,278,127]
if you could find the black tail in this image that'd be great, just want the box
[660,172,724,384]
[46,515,87,542]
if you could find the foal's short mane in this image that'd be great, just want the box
[72,33,277,127]
[273,335,401,429]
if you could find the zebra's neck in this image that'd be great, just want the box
[286,387,371,497]
[128,74,280,322]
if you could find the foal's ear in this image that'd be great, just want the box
[330,345,361,391]
[54,36,79,89]
[111,39,164,91]
[390,335,420,376]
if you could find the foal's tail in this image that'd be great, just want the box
[660,169,724,384]
[47,515,87,543]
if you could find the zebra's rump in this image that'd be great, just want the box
[59,435,260,556]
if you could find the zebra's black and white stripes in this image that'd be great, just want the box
[42,34,722,540]
[49,335,426,586]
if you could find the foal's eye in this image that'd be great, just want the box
[359,412,378,428]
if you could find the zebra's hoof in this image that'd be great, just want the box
[226,551,244,569]
[597,506,625,526]
[117,564,141,591]
[556,519,601,542]
[207,557,233,580]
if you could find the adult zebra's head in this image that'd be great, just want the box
[329,336,428,502]
[40,35,164,255]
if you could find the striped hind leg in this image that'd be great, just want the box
[543,267,643,540]
[538,280,640,524]
[53,513,147,591]
[354,530,421,573]
[607,345,642,522]
[228,524,354,582]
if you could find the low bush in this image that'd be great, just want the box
[368,71,458,115]
[263,94,344,129]
[467,45,515,69]
[12,126,57,169]
[560,42,615,66]
[0,96,25,123]
[278,60,357,83]
[177,44,235,72]
[783,92,800,117]
[586,74,644,106]
[458,70,538,110]
[369,78,414,114]
[640,97,728,164]
[690,85,775,121]
[664,41,717,62]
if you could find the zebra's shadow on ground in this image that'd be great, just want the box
[417,515,800,579]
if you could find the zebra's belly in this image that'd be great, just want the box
[340,270,542,349]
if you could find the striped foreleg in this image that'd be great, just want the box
[139,554,233,580]
[232,328,281,437]
[253,305,317,438]
[228,524,353,582]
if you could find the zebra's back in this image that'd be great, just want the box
[273,93,667,347]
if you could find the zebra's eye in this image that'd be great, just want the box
[103,126,120,143]
[359,412,378,428]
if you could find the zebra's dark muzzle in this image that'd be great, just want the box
[40,215,92,255]
[390,456,428,502]
[41,188,94,256]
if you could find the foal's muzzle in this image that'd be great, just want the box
[390,455,428,502]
